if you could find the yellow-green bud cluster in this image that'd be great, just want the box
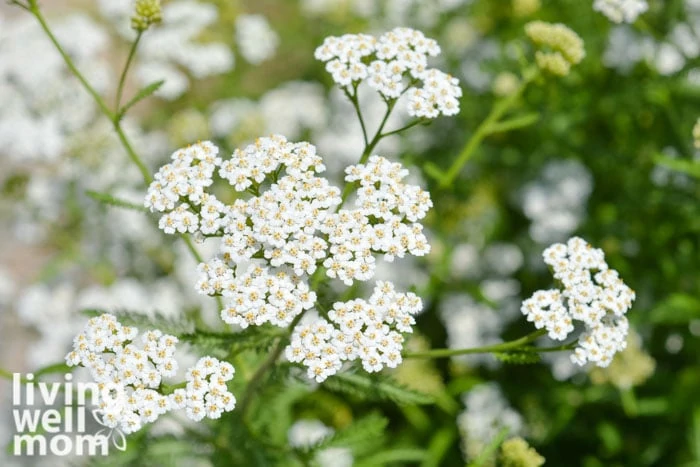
[131,0,162,32]
[589,333,655,389]
[512,0,541,17]
[500,437,546,467]
[693,117,700,148]
[525,21,585,76]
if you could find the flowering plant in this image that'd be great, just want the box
[1,0,697,465]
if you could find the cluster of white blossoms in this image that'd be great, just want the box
[286,282,422,382]
[235,14,279,65]
[145,137,431,334]
[169,356,236,421]
[593,0,648,24]
[314,28,462,118]
[65,314,235,433]
[521,237,635,367]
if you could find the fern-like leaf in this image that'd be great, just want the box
[323,372,434,405]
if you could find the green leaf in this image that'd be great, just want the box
[317,412,388,457]
[118,80,164,117]
[252,382,312,446]
[181,325,286,358]
[323,372,434,405]
[649,293,700,324]
[34,362,72,378]
[467,427,509,467]
[423,161,445,182]
[355,448,427,466]
[654,154,700,178]
[85,190,149,213]
[494,351,542,364]
[81,309,195,335]
[484,112,540,135]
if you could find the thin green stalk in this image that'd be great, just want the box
[337,99,398,208]
[361,98,396,164]
[237,310,307,418]
[380,118,427,138]
[439,70,537,188]
[27,1,114,121]
[19,0,215,313]
[403,329,548,359]
[181,234,224,310]
[115,32,143,114]
[113,121,153,184]
[345,87,369,146]
[467,427,509,467]
[22,1,153,184]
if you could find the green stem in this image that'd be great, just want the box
[403,329,548,359]
[380,118,427,138]
[114,123,153,184]
[27,1,114,121]
[20,0,218,314]
[115,32,142,115]
[181,234,224,311]
[439,69,537,188]
[337,99,398,209]
[24,1,153,185]
[362,98,396,164]
[345,87,369,147]
[237,311,307,418]
[467,427,509,467]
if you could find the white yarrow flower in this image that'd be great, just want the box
[145,136,432,382]
[315,27,462,119]
[593,0,648,24]
[521,237,635,368]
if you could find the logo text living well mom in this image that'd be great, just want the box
[11,372,124,456]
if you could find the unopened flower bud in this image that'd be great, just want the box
[131,0,162,32]
[525,21,585,76]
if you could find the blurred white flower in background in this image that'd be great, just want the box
[0,13,109,162]
[593,0,648,24]
[210,81,328,144]
[520,160,593,244]
[235,14,279,65]
[97,0,234,100]
[288,420,354,467]
[458,383,524,461]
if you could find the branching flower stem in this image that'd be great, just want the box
[16,0,219,309]
[402,329,576,359]
[435,67,539,188]
[115,31,143,114]
[337,97,398,208]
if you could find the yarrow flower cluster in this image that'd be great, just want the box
[521,237,636,367]
[593,0,648,24]
[693,117,700,149]
[525,21,585,76]
[65,314,235,433]
[314,28,462,118]
[169,356,236,421]
[144,137,431,379]
[286,282,422,382]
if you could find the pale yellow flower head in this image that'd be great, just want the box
[500,437,546,467]
[693,117,700,148]
[131,0,162,32]
[589,332,655,390]
[525,21,585,76]
[512,0,542,18]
